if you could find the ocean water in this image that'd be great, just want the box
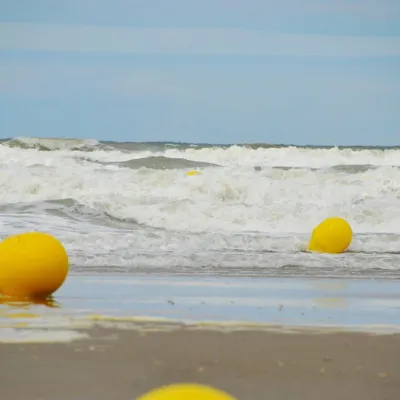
[1,136,400,279]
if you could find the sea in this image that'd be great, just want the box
[1,136,400,279]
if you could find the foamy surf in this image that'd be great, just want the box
[1,137,400,278]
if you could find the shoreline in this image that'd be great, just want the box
[1,274,400,338]
[1,274,400,399]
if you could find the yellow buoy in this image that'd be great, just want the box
[186,170,202,176]
[307,217,352,254]
[0,232,69,299]
[137,383,237,400]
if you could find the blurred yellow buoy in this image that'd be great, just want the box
[0,232,69,299]
[307,217,352,254]
[186,170,202,176]
[137,383,237,400]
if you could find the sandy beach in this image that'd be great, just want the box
[0,275,400,399]
[1,323,399,400]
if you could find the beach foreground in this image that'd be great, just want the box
[1,275,400,399]
[1,323,399,400]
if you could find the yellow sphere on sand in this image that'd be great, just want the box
[0,232,69,299]
[137,383,237,400]
[307,217,352,254]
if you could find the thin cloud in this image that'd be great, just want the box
[0,22,399,57]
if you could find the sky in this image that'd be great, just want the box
[0,1,399,146]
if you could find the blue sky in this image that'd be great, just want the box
[0,1,399,145]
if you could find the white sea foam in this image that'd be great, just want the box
[1,139,400,276]
[138,146,400,168]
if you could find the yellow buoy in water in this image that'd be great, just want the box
[186,170,202,176]
[0,232,69,299]
[307,217,352,254]
[137,383,237,400]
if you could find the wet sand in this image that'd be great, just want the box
[1,323,399,400]
[1,275,400,399]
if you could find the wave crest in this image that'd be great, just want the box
[1,137,109,152]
